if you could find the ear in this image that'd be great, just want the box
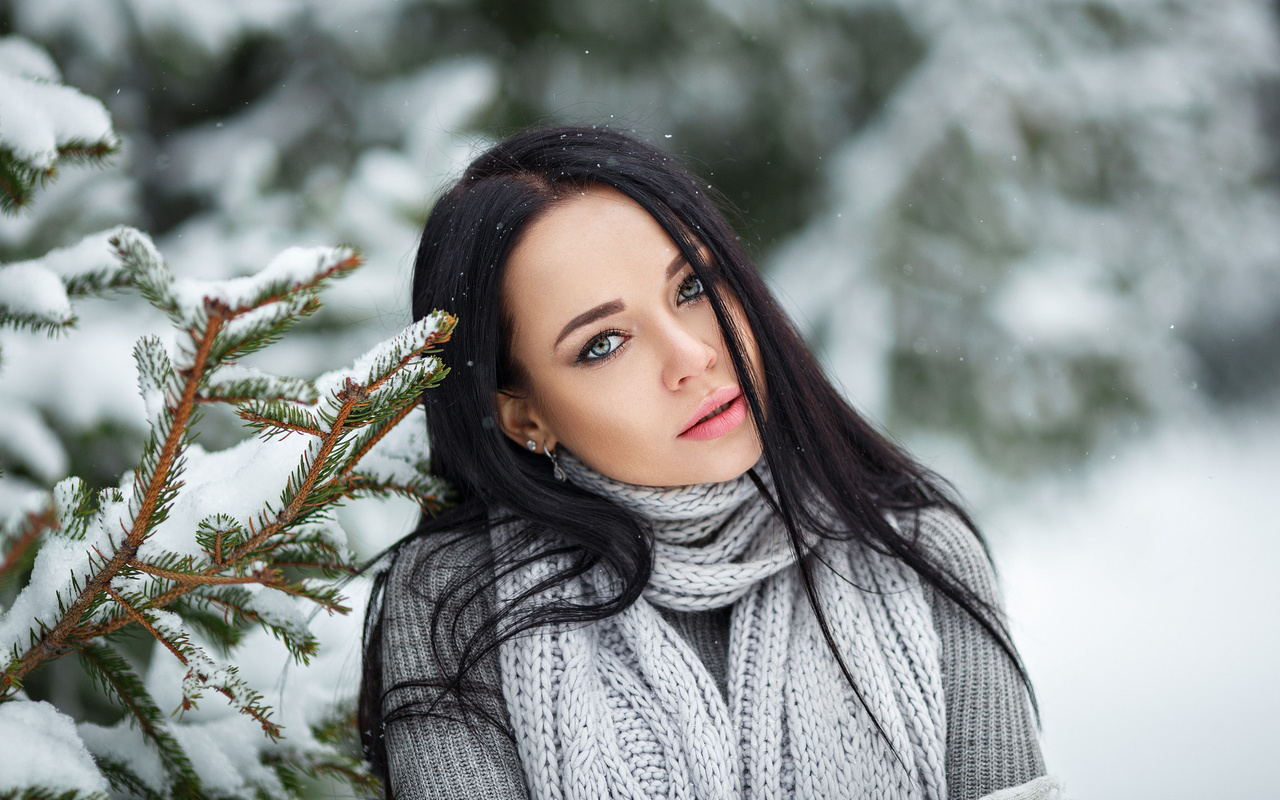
[494,388,556,451]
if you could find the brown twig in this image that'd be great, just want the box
[236,410,325,437]
[131,559,283,587]
[84,387,362,640]
[0,305,225,694]
[103,585,188,664]
[0,309,453,694]
[0,507,56,585]
[340,401,417,479]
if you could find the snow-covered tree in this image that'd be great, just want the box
[0,34,115,216]
[768,0,1280,470]
[8,0,1275,482]
[0,34,120,359]
[0,37,456,800]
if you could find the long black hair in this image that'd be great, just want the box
[359,125,1035,783]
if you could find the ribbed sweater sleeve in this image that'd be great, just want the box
[379,535,529,800]
[916,508,1047,799]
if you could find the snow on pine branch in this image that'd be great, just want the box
[0,228,134,341]
[112,226,360,359]
[133,335,175,433]
[0,36,117,214]
[0,262,73,333]
[0,481,127,662]
[2,226,451,798]
[203,364,318,405]
[145,609,281,739]
[0,699,109,798]
[314,311,450,399]
[169,246,361,318]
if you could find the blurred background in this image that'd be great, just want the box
[1,0,1277,796]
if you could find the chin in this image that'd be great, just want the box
[652,441,763,487]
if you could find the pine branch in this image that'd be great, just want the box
[0,307,76,336]
[339,400,417,478]
[130,560,285,588]
[50,139,117,167]
[0,506,55,590]
[93,758,167,800]
[0,302,224,692]
[0,148,56,216]
[102,585,189,663]
[0,137,119,213]
[178,648,283,741]
[2,281,454,797]
[78,353,444,642]
[61,267,132,298]
[0,788,109,800]
[237,404,326,438]
[76,642,203,793]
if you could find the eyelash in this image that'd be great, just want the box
[575,273,708,364]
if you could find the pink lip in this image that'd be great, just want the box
[678,386,747,441]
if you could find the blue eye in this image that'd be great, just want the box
[578,331,626,363]
[678,274,705,303]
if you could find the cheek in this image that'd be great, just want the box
[537,368,663,449]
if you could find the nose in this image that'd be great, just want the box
[660,317,718,391]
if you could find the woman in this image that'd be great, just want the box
[360,126,1060,800]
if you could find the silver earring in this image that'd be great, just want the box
[526,439,537,451]
[543,444,566,482]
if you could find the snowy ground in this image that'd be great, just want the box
[979,412,1280,799]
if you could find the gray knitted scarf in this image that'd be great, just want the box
[493,457,947,800]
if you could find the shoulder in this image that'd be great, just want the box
[903,505,1001,606]
[382,524,495,605]
[377,524,500,668]
[377,524,501,686]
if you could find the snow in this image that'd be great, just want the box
[313,313,446,399]
[171,715,287,798]
[0,475,49,539]
[134,435,313,563]
[0,699,109,795]
[0,394,68,484]
[169,246,355,319]
[0,261,73,322]
[0,38,115,170]
[77,720,167,794]
[11,227,129,283]
[986,414,1280,799]
[243,584,313,645]
[0,485,125,657]
[0,302,156,431]
[0,35,59,81]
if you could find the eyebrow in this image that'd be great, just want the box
[552,254,689,349]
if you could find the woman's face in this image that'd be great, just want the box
[496,185,764,487]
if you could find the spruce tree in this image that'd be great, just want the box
[0,37,453,799]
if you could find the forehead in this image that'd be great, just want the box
[502,186,680,340]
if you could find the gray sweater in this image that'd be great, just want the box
[377,510,1045,799]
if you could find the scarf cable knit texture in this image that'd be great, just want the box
[493,455,950,800]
